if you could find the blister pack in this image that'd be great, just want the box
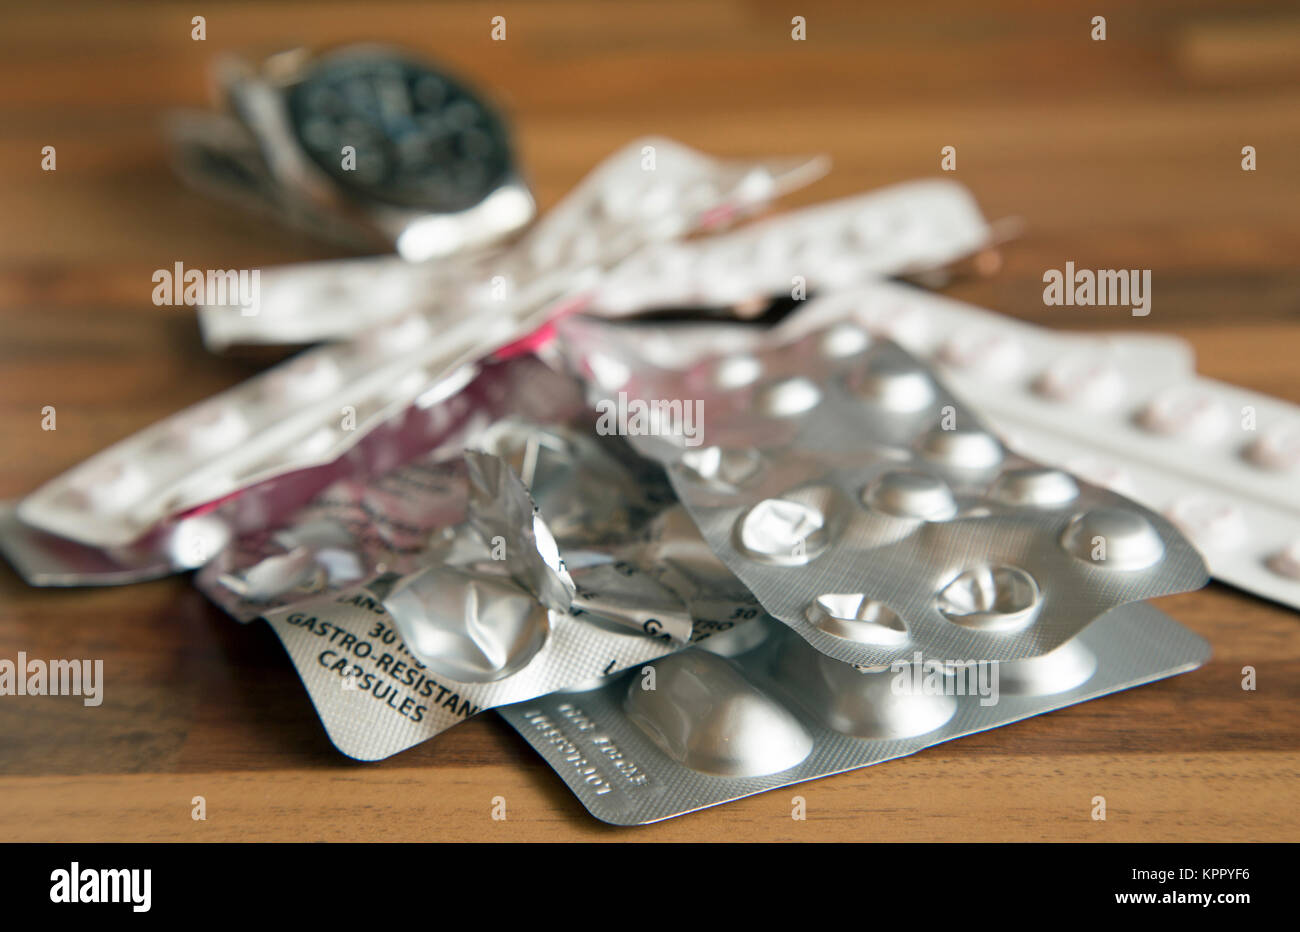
[246,453,683,761]
[189,354,588,615]
[192,355,769,759]
[589,179,991,315]
[781,281,1300,612]
[11,138,825,554]
[557,307,1209,668]
[501,601,1209,825]
[197,137,828,350]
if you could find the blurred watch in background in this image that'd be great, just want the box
[168,43,534,260]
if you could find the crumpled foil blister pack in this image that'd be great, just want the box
[194,355,769,759]
[6,122,1280,821]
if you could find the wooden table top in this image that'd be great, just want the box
[1,1,1297,842]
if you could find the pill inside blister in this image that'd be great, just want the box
[936,565,1041,632]
[72,462,150,513]
[1137,388,1229,442]
[625,650,814,777]
[938,331,1024,379]
[988,467,1080,507]
[362,314,432,356]
[772,638,957,739]
[167,405,248,455]
[1245,423,1300,472]
[817,323,872,358]
[918,426,1004,471]
[1033,355,1125,408]
[850,357,935,411]
[263,354,341,402]
[992,638,1097,695]
[1060,508,1165,569]
[1268,539,1300,579]
[861,470,957,520]
[710,355,763,389]
[1164,496,1247,553]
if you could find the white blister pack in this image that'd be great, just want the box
[557,307,1209,668]
[11,138,825,553]
[590,179,991,315]
[197,137,828,349]
[501,600,1210,825]
[811,281,1300,612]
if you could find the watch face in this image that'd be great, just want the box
[287,51,514,212]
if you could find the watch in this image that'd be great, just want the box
[170,44,534,260]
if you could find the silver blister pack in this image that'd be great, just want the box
[240,449,720,761]
[194,358,768,759]
[501,601,1210,825]
[557,307,1208,667]
[731,280,1300,612]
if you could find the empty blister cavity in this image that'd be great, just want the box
[734,485,839,566]
[772,642,956,740]
[678,447,762,489]
[625,651,813,777]
[384,568,551,683]
[1060,508,1165,569]
[936,565,1041,632]
[804,594,908,645]
[862,470,957,520]
[988,467,1079,507]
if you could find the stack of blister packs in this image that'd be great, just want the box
[6,130,1298,825]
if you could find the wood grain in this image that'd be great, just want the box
[0,0,1297,841]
